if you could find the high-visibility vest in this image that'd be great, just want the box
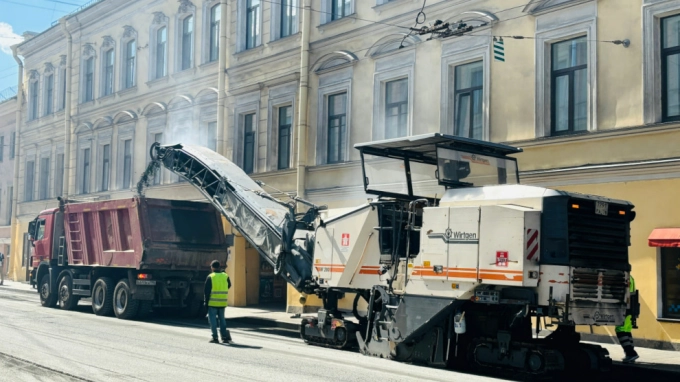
[208,272,229,308]
[616,275,636,333]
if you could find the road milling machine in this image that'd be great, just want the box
[139,133,639,378]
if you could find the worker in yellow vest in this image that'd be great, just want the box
[204,260,232,343]
[616,274,639,363]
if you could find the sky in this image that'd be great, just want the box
[0,0,92,93]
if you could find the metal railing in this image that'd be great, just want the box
[51,0,104,26]
[0,86,17,102]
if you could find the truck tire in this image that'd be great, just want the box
[113,279,140,320]
[92,277,115,316]
[182,292,206,319]
[57,274,79,310]
[39,274,57,308]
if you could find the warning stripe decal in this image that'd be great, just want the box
[526,229,539,261]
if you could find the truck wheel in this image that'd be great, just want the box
[58,274,78,310]
[137,301,153,320]
[39,274,57,308]
[113,279,140,320]
[92,277,115,316]
[182,293,205,319]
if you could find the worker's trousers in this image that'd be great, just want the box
[207,307,229,340]
[616,331,638,357]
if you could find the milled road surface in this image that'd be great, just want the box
[0,287,501,382]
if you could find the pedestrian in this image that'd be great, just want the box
[204,260,232,344]
[616,274,639,363]
[0,251,4,286]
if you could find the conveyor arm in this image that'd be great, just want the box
[137,143,315,293]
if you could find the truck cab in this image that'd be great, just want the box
[27,208,60,285]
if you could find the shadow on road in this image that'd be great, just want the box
[219,343,263,350]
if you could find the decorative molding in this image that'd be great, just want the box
[59,55,67,66]
[178,0,195,14]
[43,62,54,73]
[102,35,115,49]
[365,33,420,58]
[123,25,137,39]
[153,12,168,25]
[29,70,39,81]
[312,50,358,73]
[83,43,96,58]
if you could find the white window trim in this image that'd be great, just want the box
[100,40,116,98]
[440,33,491,140]
[535,3,597,137]
[643,0,680,124]
[120,26,138,90]
[233,91,260,171]
[236,0,263,52]
[57,58,67,112]
[270,0,300,41]
[316,67,352,165]
[267,83,297,171]
[80,44,96,104]
[95,129,113,192]
[176,1,196,72]
[320,0,355,25]
[202,0,221,64]
[372,50,415,140]
[28,71,39,121]
[149,12,170,81]
[76,135,93,195]
[117,124,135,190]
[42,64,55,117]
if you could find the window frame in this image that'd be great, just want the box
[102,48,115,97]
[549,36,588,136]
[44,72,54,116]
[661,14,680,122]
[100,143,111,192]
[246,0,261,50]
[149,13,170,81]
[58,63,67,111]
[658,247,680,320]
[25,159,35,202]
[266,83,296,171]
[54,151,64,198]
[242,113,256,174]
[277,105,293,170]
[372,50,415,141]
[38,156,50,200]
[326,92,348,164]
[534,6,596,137]
[120,26,138,90]
[180,14,195,71]
[237,0,262,52]
[29,75,39,121]
[320,0,354,24]
[83,56,95,103]
[271,0,299,40]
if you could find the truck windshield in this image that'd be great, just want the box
[436,147,519,187]
[363,155,446,199]
[147,207,221,245]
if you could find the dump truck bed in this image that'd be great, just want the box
[64,197,227,270]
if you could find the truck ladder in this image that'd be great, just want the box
[137,143,314,293]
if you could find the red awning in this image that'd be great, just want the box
[648,228,680,247]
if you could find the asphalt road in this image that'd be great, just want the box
[0,288,503,382]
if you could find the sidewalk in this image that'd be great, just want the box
[0,279,35,294]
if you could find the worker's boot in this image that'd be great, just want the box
[209,336,219,344]
[222,331,232,343]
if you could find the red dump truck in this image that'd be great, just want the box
[27,197,228,320]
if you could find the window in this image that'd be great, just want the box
[124,40,136,88]
[385,78,408,139]
[332,0,351,21]
[9,133,15,159]
[101,144,111,191]
[327,93,347,164]
[243,114,255,173]
[25,161,34,202]
[7,186,12,223]
[55,153,64,197]
[246,0,260,50]
[60,68,66,110]
[84,57,94,102]
[103,49,114,96]
[551,36,587,135]
[0,136,3,162]
[454,61,483,139]
[30,81,39,120]
[39,157,50,200]
[660,248,680,320]
[181,15,194,70]
[153,133,163,185]
[155,27,167,79]
[207,121,217,151]
[210,4,221,62]
[281,0,295,38]
[45,74,54,115]
[277,106,292,169]
[122,140,132,189]
[81,148,90,194]
[662,15,680,121]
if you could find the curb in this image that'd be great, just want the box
[0,286,37,295]
[229,316,300,331]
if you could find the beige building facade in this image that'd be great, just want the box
[0,92,16,280]
[9,0,680,348]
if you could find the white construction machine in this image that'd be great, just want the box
[139,133,639,378]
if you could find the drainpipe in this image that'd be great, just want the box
[216,0,229,155]
[295,0,311,201]
[10,45,23,282]
[59,17,73,197]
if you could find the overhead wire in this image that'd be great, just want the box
[0,0,70,12]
